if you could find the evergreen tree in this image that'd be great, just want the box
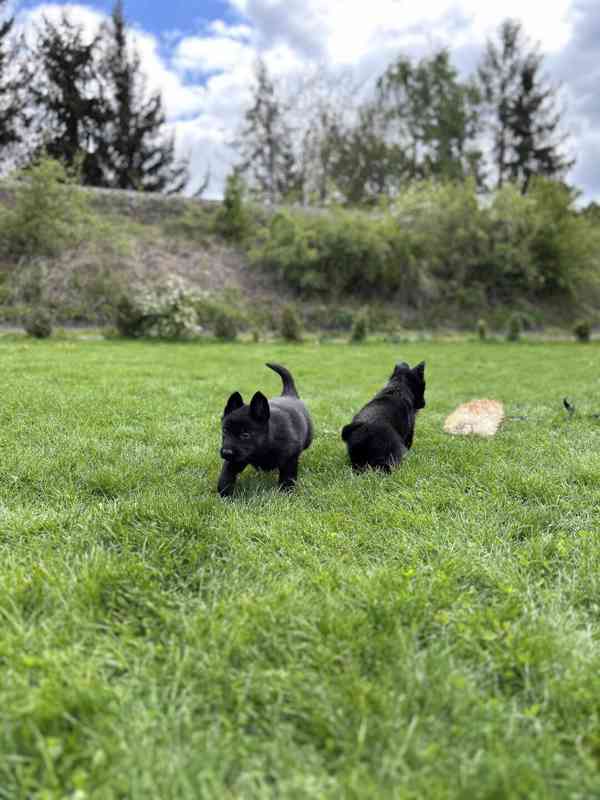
[376,50,483,187]
[0,0,24,163]
[96,1,188,193]
[27,13,105,184]
[478,19,522,189]
[478,19,573,193]
[235,59,301,203]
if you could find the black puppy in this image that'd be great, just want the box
[218,363,313,496]
[341,361,425,472]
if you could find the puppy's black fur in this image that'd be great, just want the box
[218,363,313,496]
[341,361,425,472]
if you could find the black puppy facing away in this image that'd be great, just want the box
[218,363,313,496]
[341,361,425,472]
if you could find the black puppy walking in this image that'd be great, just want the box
[218,363,313,496]
[341,361,425,472]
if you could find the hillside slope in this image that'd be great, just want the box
[0,183,283,325]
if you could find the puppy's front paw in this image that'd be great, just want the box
[217,471,236,498]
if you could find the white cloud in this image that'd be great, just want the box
[207,19,253,41]
[228,0,573,63]
[174,35,253,74]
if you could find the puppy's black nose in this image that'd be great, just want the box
[220,448,234,460]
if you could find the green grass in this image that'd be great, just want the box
[1,337,599,799]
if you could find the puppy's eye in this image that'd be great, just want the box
[240,432,251,440]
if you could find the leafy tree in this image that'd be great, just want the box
[280,67,357,205]
[26,13,106,184]
[0,0,25,163]
[478,19,573,193]
[96,1,188,192]
[376,50,483,186]
[327,102,399,205]
[235,59,301,203]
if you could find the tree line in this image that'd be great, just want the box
[235,19,574,205]
[0,3,575,202]
[0,0,186,192]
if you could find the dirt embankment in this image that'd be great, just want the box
[0,183,285,323]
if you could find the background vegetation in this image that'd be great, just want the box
[0,4,598,334]
[1,160,599,334]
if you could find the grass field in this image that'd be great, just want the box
[1,337,599,799]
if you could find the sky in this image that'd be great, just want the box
[9,0,600,202]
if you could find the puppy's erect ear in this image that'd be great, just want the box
[341,421,362,441]
[391,361,410,380]
[250,391,270,423]
[409,361,426,409]
[412,361,425,381]
[224,391,244,417]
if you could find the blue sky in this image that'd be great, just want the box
[11,0,600,202]
[16,0,238,38]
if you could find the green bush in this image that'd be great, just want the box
[214,172,251,242]
[573,319,591,342]
[350,310,368,343]
[248,178,600,310]
[506,313,522,342]
[0,158,93,257]
[251,208,394,296]
[24,307,53,339]
[115,294,145,338]
[213,310,238,341]
[280,304,303,342]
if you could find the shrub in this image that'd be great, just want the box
[573,319,591,342]
[114,280,198,339]
[24,307,53,339]
[214,310,238,341]
[215,172,251,242]
[247,178,600,311]
[351,310,368,343]
[280,304,303,342]
[0,158,93,257]
[506,313,522,342]
[332,308,355,330]
[477,319,487,340]
[251,208,393,296]
[115,295,145,338]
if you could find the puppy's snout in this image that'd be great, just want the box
[220,447,234,460]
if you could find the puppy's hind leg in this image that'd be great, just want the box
[385,438,408,471]
[278,455,299,492]
[218,461,245,497]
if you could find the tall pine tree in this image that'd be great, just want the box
[478,19,573,193]
[235,59,301,203]
[96,1,188,193]
[27,13,105,184]
[0,0,23,164]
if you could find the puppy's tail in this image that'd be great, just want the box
[266,363,299,398]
